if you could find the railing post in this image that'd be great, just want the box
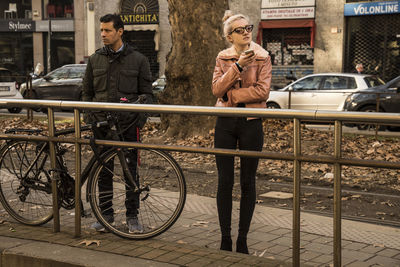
[74,109,82,237]
[375,93,381,138]
[47,107,60,232]
[333,120,342,266]
[293,118,301,267]
[26,75,33,122]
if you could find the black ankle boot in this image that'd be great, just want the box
[220,236,232,251]
[236,237,249,254]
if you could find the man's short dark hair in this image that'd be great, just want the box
[100,14,124,31]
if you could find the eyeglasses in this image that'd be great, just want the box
[230,25,254,35]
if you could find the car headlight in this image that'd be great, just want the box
[344,94,352,105]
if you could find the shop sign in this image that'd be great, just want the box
[261,7,315,20]
[35,20,74,32]
[0,20,34,32]
[120,13,159,24]
[344,1,400,16]
[262,0,315,9]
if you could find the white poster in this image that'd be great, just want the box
[261,7,315,20]
[262,0,315,9]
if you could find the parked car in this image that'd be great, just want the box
[0,67,23,90]
[0,67,24,113]
[22,64,164,105]
[152,75,166,102]
[20,64,87,101]
[267,73,385,111]
[343,75,400,130]
[0,81,23,113]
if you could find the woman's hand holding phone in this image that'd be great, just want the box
[238,49,256,68]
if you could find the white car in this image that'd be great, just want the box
[267,73,385,111]
[0,82,23,113]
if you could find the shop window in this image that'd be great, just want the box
[1,0,32,19]
[124,30,159,79]
[0,32,33,76]
[263,28,313,66]
[42,0,73,19]
[345,15,400,81]
[49,32,75,70]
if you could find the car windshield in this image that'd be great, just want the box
[48,68,69,80]
[0,70,13,82]
[364,76,385,87]
[292,76,323,90]
[68,67,86,79]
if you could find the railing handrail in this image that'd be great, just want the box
[1,98,400,124]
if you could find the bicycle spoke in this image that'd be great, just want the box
[0,141,53,225]
[89,148,186,239]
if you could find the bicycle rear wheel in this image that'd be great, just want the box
[0,141,53,225]
[89,148,186,239]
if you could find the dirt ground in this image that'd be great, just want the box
[1,117,400,225]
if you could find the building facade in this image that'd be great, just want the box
[0,0,86,75]
[1,0,398,84]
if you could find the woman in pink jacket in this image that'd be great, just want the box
[212,10,272,254]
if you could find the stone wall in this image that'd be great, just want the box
[314,0,345,73]
[228,0,262,43]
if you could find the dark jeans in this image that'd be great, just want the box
[214,117,263,238]
[93,125,140,218]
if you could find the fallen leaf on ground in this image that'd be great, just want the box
[78,239,101,247]
[192,221,209,227]
[258,249,267,257]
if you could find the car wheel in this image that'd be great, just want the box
[267,102,280,109]
[356,105,385,131]
[7,107,22,114]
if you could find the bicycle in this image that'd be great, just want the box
[0,99,186,239]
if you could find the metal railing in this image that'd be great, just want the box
[1,99,400,267]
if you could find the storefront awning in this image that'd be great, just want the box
[257,19,315,48]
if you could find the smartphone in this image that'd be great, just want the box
[244,49,254,56]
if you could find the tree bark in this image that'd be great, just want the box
[160,0,229,137]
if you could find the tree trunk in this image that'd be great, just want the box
[160,0,229,137]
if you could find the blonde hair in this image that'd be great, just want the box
[222,10,250,37]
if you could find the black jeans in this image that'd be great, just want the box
[214,117,263,238]
[93,125,140,218]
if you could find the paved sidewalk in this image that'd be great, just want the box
[1,193,400,266]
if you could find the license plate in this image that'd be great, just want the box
[0,86,10,92]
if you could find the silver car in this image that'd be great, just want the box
[20,64,87,101]
[0,68,23,113]
[267,73,385,111]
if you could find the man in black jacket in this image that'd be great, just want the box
[82,13,153,233]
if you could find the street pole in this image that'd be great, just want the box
[47,18,51,73]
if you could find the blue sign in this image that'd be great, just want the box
[344,1,400,16]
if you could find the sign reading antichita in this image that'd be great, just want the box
[120,13,159,24]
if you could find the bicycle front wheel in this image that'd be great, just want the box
[89,148,186,239]
[0,141,53,225]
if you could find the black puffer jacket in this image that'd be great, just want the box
[82,43,153,125]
